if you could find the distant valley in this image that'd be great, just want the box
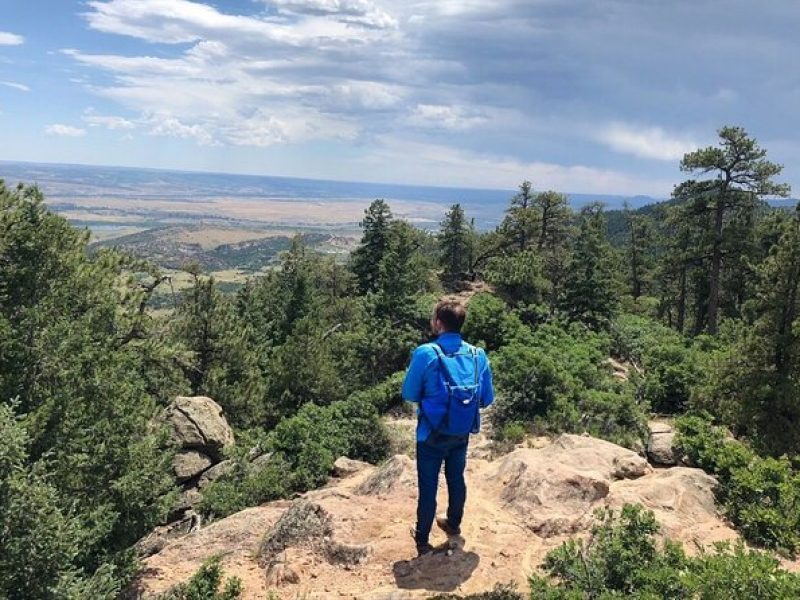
[0,160,669,232]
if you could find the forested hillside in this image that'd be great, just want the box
[2,126,800,599]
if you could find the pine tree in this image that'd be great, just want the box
[351,199,393,293]
[702,207,800,455]
[623,203,656,300]
[535,190,571,252]
[503,180,540,251]
[535,190,573,310]
[0,182,181,580]
[376,221,427,321]
[678,126,789,334]
[438,203,474,279]
[561,203,618,329]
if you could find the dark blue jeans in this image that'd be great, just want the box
[414,435,468,545]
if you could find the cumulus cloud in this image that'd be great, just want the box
[46,124,87,137]
[61,0,800,193]
[146,115,215,145]
[0,32,24,46]
[598,123,699,161]
[0,81,30,92]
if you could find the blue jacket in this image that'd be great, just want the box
[401,332,495,442]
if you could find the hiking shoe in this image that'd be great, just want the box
[416,542,435,557]
[436,517,461,537]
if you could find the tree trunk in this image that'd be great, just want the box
[677,265,687,334]
[776,258,800,376]
[707,197,726,335]
[630,221,641,299]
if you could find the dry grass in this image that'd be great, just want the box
[50,196,444,225]
[174,227,291,250]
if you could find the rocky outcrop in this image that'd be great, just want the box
[132,431,753,600]
[485,434,651,536]
[149,397,237,527]
[647,421,678,466]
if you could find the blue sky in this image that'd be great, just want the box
[1,0,798,196]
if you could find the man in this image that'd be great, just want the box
[401,300,495,557]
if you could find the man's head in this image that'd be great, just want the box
[431,300,466,335]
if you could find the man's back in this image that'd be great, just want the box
[400,300,495,557]
[402,331,494,443]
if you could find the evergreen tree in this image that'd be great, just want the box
[503,180,540,251]
[678,126,790,334]
[438,203,474,279]
[561,203,618,329]
[376,221,429,321]
[0,182,181,582]
[623,203,656,300]
[535,190,573,310]
[701,207,800,455]
[535,190,572,252]
[351,199,393,293]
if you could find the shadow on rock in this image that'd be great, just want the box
[392,549,480,592]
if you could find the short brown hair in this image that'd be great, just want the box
[434,300,466,333]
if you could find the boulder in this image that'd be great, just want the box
[250,452,274,470]
[647,422,678,466]
[135,510,201,557]
[605,467,731,543]
[165,396,234,459]
[355,455,415,496]
[197,459,235,490]
[173,450,213,483]
[484,434,650,536]
[172,487,203,515]
[333,456,371,478]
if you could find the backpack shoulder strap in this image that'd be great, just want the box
[431,343,457,386]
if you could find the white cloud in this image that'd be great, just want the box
[61,0,800,194]
[266,0,398,28]
[46,124,87,137]
[83,113,136,129]
[147,115,214,145]
[0,32,24,46]
[408,104,487,130]
[83,0,393,47]
[0,81,30,92]
[597,123,699,161]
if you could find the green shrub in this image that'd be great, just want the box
[201,393,390,519]
[498,422,527,445]
[0,404,122,600]
[158,556,242,600]
[529,503,800,598]
[461,293,534,351]
[491,323,647,449]
[347,370,405,413]
[612,314,704,414]
[428,583,522,600]
[198,455,291,518]
[674,415,800,555]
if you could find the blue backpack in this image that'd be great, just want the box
[419,343,481,440]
